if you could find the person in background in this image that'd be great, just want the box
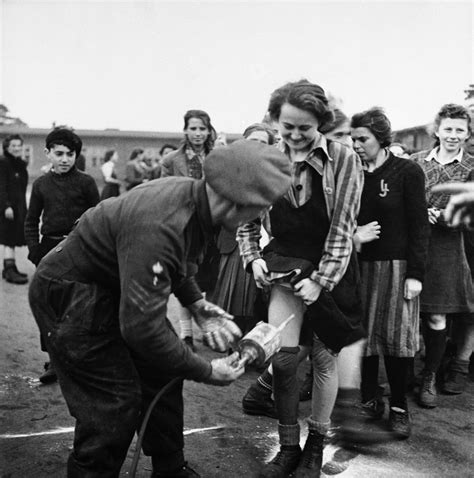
[161,110,218,350]
[351,107,429,438]
[211,123,276,336]
[151,144,178,180]
[160,143,178,160]
[389,142,411,159]
[238,80,364,478]
[319,108,352,148]
[0,134,28,284]
[125,148,147,190]
[75,153,86,171]
[28,140,291,477]
[24,127,100,384]
[410,103,474,407]
[215,132,228,148]
[100,149,121,200]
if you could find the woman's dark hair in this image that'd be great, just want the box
[129,148,144,160]
[350,107,392,148]
[103,150,116,163]
[432,103,471,139]
[159,143,177,156]
[268,79,334,128]
[2,134,24,154]
[183,109,217,153]
[242,123,276,145]
[319,108,349,135]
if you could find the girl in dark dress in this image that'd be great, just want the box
[351,108,430,438]
[211,123,276,335]
[161,110,218,350]
[0,134,28,284]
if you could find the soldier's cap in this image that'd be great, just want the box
[203,139,292,207]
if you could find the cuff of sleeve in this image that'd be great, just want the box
[174,277,203,306]
[406,271,424,283]
[243,252,262,272]
[309,272,335,291]
[185,356,213,382]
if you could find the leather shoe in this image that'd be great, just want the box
[242,386,277,419]
[39,362,57,384]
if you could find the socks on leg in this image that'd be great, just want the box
[424,327,447,373]
[384,356,413,410]
[361,355,380,402]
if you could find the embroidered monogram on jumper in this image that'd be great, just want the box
[379,180,389,197]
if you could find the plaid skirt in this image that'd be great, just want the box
[361,260,419,357]
[420,226,474,313]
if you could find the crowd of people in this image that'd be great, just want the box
[0,79,473,478]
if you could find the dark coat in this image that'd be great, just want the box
[161,146,196,178]
[0,152,28,246]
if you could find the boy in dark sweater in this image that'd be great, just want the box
[25,127,99,384]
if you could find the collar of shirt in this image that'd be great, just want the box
[193,179,215,242]
[425,147,464,165]
[279,134,332,176]
[185,145,206,164]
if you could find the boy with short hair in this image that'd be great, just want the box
[25,127,99,383]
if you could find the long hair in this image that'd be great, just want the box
[183,109,217,154]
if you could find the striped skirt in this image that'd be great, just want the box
[361,260,419,357]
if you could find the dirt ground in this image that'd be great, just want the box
[1,247,473,477]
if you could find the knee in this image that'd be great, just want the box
[312,342,338,380]
[272,347,299,377]
[426,314,446,330]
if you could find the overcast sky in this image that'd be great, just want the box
[1,0,472,134]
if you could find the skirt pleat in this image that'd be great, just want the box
[211,249,257,318]
[361,260,419,357]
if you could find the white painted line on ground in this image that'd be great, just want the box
[183,425,225,435]
[0,427,75,439]
[1,425,225,439]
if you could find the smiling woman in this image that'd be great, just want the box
[161,109,218,350]
[410,103,474,406]
[238,79,365,478]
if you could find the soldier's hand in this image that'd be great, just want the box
[205,352,245,386]
[188,299,242,352]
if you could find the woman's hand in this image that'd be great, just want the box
[404,278,422,300]
[293,278,322,305]
[4,207,14,220]
[355,222,381,244]
[251,258,271,288]
[428,207,441,225]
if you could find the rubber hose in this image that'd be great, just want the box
[129,376,182,477]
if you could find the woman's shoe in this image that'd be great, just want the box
[258,446,301,478]
[292,431,324,477]
[3,259,28,284]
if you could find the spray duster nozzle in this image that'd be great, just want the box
[236,314,296,368]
